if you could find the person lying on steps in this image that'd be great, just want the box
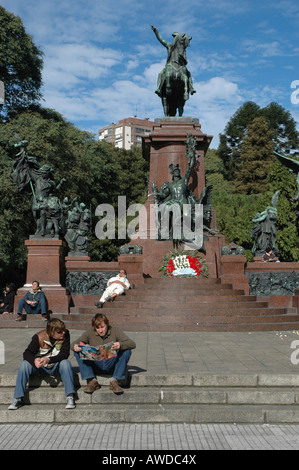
[94,269,130,308]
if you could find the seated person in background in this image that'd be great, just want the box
[8,318,76,410]
[15,280,48,321]
[72,313,136,395]
[0,283,16,314]
[261,247,280,263]
[94,269,130,308]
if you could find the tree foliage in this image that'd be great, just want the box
[268,160,299,261]
[218,101,299,180]
[0,107,149,286]
[0,5,298,289]
[0,6,43,118]
[233,116,275,194]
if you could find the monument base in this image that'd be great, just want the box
[125,232,226,278]
[15,238,70,314]
[121,117,223,278]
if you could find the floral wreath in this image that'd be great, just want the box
[159,249,208,278]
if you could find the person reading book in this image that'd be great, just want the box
[72,313,136,394]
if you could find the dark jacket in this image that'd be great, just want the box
[1,287,16,313]
[23,329,71,366]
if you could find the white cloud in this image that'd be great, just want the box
[43,44,122,86]
[186,77,243,146]
[242,40,283,57]
[1,0,297,150]
[194,77,242,103]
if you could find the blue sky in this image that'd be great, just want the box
[2,0,298,148]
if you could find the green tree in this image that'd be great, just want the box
[262,102,299,154]
[204,148,233,192]
[217,101,261,180]
[268,160,299,261]
[234,116,275,194]
[113,146,149,207]
[0,107,149,286]
[218,101,299,180]
[0,6,43,118]
[212,189,263,260]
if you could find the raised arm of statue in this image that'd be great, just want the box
[150,25,168,48]
[252,210,267,223]
[183,134,196,183]
[184,153,195,185]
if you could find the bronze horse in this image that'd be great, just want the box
[151,25,196,116]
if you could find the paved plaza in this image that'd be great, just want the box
[3,328,299,375]
[2,327,299,450]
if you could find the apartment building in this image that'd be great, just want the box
[98,117,154,149]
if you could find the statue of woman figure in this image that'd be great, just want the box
[251,191,280,256]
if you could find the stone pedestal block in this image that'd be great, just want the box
[143,117,213,199]
[220,254,249,294]
[118,255,144,284]
[24,239,64,286]
[126,117,225,278]
[15,238,70,314]
[293,288,299,311]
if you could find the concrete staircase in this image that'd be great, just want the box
[2,371,299,424]
[1,278,299,331]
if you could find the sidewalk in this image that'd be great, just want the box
[2,422,299,450]
[1,327,299,375]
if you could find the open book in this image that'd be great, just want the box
[78,341,117,361]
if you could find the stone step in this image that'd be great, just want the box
[74,295,258,307]
[2,386,299,406]
[75,305,267,318]
[3,403,299,424]
[68,307,290,319]
[125,291,249,299]
[128,285,239,293]
[2,372,299,423]
[58,321,299,332]
[3,371,299,387]
[66,312,299,325]
[141,281,232,290]
[80,300,269,309]
[2,313,299,331]
[142,278,222,285]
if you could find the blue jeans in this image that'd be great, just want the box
[14,359,76,398]
[18,298,47,315]
[74,349,131,382]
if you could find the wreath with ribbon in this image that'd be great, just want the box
[159,249,208,278]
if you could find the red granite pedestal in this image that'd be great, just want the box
[220,254,249,295]
[126,117,225,277]
[143,117,212,199]
[15,238,70,314]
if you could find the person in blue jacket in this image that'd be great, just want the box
[15,280,48,321]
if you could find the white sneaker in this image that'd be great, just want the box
[8,398,24,410]
[65,395,76,409]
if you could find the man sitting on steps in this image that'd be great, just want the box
[94,269,130,308]
[15,280,48,321]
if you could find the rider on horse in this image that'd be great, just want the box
[151,25,196,102]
